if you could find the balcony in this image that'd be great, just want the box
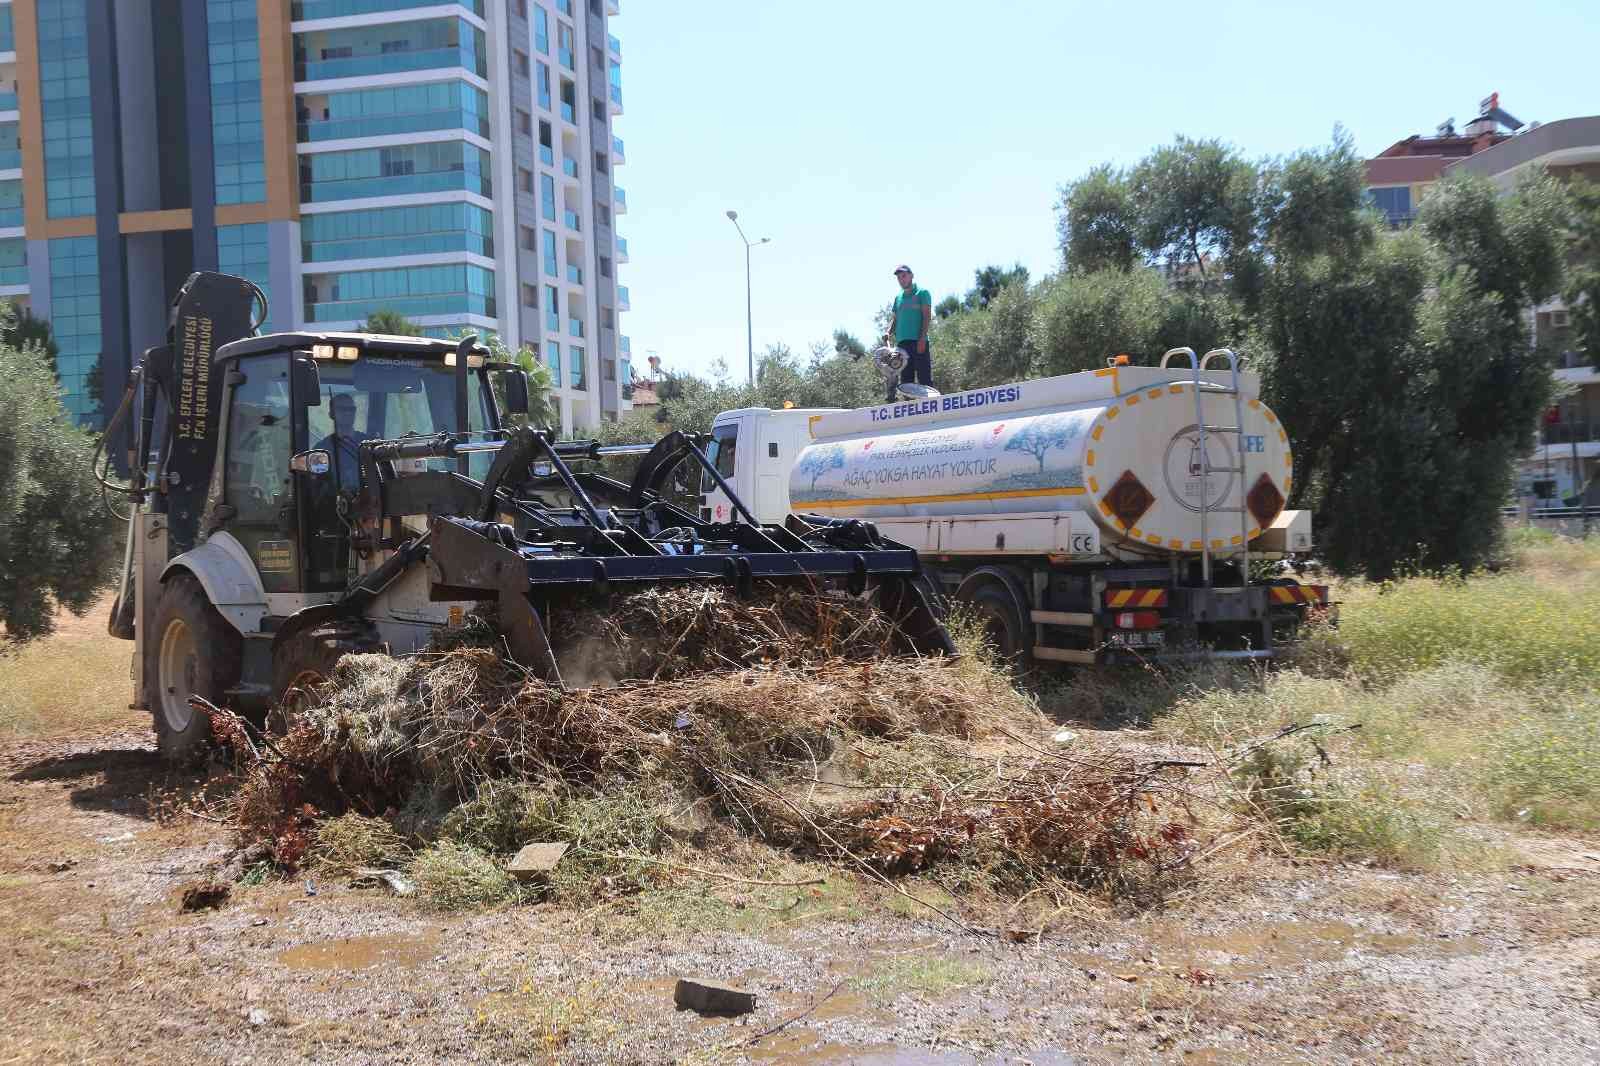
[568,316,584,338]
[615,235,627,262]
[296,44,487,83]
[616,284,629,311]
[611,135,624,164]
[558,46,574,71]
[556,0,572,13]
[561,156,578,180]
[300,168,491,204]
[539,144,554,166]
[1543,420,1598,447]
[560,101,575,124]
[563,208,581,232]
[607,34,620,56]
[299,107,490,143]
[566,264,583,285]
[0,265,28,287]
[606,0,618,15]
[306,292,495,322]
[293,0,484,20]
[620,335,630,356]
[608,83,622,114]
[613,187,626,213]
[545,308,559,334]
[0,149,19,171]
[0,91,17,113]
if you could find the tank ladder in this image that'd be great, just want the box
[1159,347,1252,589]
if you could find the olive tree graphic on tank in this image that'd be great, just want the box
[791,409,1091,505]
[793,443,846,497]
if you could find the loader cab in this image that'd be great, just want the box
[701,407,835,525]
[212,332,499,594]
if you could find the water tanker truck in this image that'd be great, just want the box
[699,348,1329,665]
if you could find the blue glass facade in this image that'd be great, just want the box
[0,122,20,170]
[302,202,493,262]
[569,344,585,390]
[544,283,558,334]
[533,7,548,54]
[299,81,490,142]
[209,0,265,205]
[305,262,496,322]
[541,228,556,276]
[292,0,483,19]
[299,141,492,202]
[0,6,14,53]
[217,224,271,321]
[545,339,560,380]
[540,172,555,221]
[295,19,485,81]
[36,0,94,218]
[48,237,100,422]
[0,238,26,287]
[0,179,20,227]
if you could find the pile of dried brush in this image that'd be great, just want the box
[221,586,1200,897]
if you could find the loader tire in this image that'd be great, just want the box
[147,574,243,763]
[270,625,378,734]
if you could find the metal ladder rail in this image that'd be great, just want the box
[1201,348,1250,589]
[1161,346,1246,588]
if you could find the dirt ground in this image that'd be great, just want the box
[2,612,1599,1065]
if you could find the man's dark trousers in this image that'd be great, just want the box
[891,341,932,400]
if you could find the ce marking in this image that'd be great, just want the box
[1069,533,1096,554]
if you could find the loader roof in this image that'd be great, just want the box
[213,330,492,364]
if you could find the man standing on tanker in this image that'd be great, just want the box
[887,265,933,401]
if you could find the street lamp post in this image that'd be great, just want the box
[725,210,770,386]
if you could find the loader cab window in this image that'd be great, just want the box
[304,357,496,482]
[223,355,298,593]
[701,421,739,493]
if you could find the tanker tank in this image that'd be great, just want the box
[788,360,1292,560]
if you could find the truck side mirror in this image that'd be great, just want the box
[290,449,331,477]
[292,354,322,408]
[503,369,530,415]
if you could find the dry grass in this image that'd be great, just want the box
[0,595,138,738]
[1148,531,1600,860]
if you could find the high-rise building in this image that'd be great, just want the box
[2,0,631,433]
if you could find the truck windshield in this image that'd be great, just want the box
[307,357,495,483]
[701,422,738,493]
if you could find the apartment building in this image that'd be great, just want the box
[1445,114,1600,506]
[1361,94,1518,228]
[2,0,631,433]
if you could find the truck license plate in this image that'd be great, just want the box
[1111,630,1166,649]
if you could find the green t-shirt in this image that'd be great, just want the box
[892,285,931,342]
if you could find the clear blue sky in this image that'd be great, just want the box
[610,0,1597,382]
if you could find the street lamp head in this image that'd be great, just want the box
[758,237,771,245]
[725,210,738,221]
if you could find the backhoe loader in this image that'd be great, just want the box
[102,273,951,759]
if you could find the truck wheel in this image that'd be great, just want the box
[147,574,242,762]
[270,625,376,733]
[964,585,1028,665]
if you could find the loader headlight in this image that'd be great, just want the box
[336,345,359,361]
[443,351,485,368]
[311,344,335,360]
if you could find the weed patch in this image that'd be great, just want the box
[410,840,520,909]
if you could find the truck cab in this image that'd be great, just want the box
[700,407,831,525]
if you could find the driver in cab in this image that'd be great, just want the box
[317,392,372,492]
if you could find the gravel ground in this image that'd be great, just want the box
[3,728,1598,1066]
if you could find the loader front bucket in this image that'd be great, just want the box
[424,513,953,684]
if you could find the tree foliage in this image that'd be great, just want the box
[1565,176,1600,368]
[0,328,120,642]
[1,304,61,377]
[364,309,424,336]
